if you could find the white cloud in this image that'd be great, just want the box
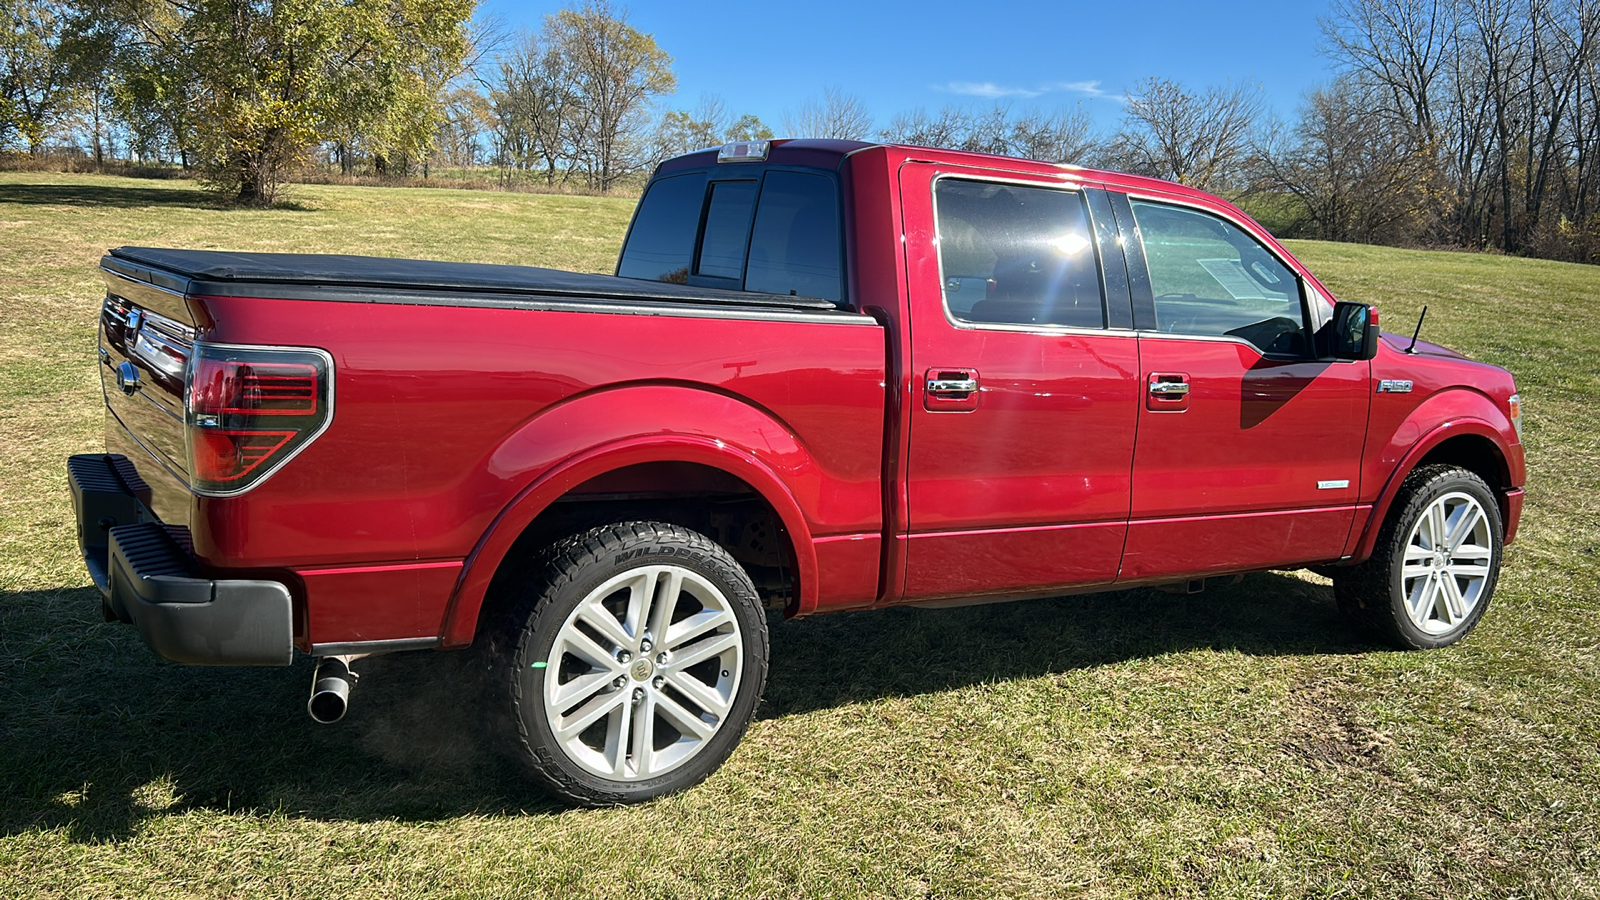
[934,79,1121,103]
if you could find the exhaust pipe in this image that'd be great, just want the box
[308,655,358,724]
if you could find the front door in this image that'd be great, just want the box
[897,163,1140,602]
[1113,193,1371,582]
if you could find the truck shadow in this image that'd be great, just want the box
[0,572,1369,839]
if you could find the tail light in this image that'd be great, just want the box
[185,343,334,494]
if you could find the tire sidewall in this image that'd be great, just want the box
[512,527,768,803]
[1384,470,1504,650]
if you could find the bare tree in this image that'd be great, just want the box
[1111,78,1264,193]
[879,103,1099,162]
[782,87,873,140]
[1008,106,1100,163]
[544,0,674,190]
[1253,78,1432,243]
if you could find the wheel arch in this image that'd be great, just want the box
[1350,418,1517,563]
[440,386,824,648]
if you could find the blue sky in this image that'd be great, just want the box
[476,1,1339,134]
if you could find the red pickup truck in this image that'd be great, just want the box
[68,139,1525,804]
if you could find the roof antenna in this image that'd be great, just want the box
[1405,306,1428,354]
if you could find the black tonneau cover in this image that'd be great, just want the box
[105,247,842,311]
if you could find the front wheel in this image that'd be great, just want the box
[493,522,769,806]
[1334,464,1504,649]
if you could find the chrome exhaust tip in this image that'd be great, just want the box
[307,656,356,724]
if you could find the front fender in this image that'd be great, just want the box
[438,383,870,647]
[1348,387,1521,561]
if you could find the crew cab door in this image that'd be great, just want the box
[1110,192,1370,581]
[896,162,1140,602]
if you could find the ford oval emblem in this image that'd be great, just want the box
[116,361,140,396]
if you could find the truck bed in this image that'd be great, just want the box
[105,247,846,312]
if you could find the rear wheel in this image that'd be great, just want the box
[1334,464,1503,649]
[492,522,769,805]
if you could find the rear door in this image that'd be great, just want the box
[896,162,1140,602]
[1111,192,1370,581]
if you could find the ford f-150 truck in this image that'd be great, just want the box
[67,139,1525,805]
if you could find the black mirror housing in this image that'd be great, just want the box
[1321,301,1379,361]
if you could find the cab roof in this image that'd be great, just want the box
[653,138,1220,206]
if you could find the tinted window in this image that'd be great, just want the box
[934,179,1104,328]
[695,180,758,280]
[616,172,707,283]
[1131,200,1306,354]
[744,171,842,302]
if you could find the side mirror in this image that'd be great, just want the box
[1321,301,1379,361]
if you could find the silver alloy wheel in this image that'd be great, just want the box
[542,564,743,781]
[1400,490,1496,635]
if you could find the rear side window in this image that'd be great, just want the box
[617,172,708,283]
[618,167,844,304]
[933,179,1105,328]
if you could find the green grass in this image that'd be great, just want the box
[2,173,1598,899]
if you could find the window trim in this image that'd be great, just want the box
[1121,192,1322,358]
[929,173,1119,336]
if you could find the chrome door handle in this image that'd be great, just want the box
[927,377,979,394]
[1149,380,1190,395]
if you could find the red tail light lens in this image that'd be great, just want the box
[186,343,333,494]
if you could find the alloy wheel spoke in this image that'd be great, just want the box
[550,668,615,710]
[665,608,734,652]
[655,689,717,740]
[630,693,657,778]
[666,669,731,717]
[1439,571,1467,623]
[604,696,633,777]
[556,688,627,741]
[577,602,634,653]
[646,568,683,647]
[1450,506,1486,552]
[669,631,739,671]
[559,626,624,673]
[1427,503,1448,551]
[621,570,659,647]
[1408,572,1438,623]
[1448,560,1492,580]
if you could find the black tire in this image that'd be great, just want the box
[488,522,769,806]
[1333,464,1503,650]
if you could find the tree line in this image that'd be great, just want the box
[7,0,1600,262]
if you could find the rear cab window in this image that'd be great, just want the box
[618,166,844,304]
[933,178,1106,329]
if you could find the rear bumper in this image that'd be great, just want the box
[67,453,294,666]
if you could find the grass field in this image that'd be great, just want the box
[1,173,1597,899]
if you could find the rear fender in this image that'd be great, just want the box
[1349,388,1519,561]
[439,385,821,647]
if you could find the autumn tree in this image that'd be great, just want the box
[650,94,770,163]
[90,0,474,205]
[0,0,84,153]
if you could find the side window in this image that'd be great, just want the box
[616,172,709,284]
[744,171,842,302]
[934,179,1105,328]
[1130,200,1306,355]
